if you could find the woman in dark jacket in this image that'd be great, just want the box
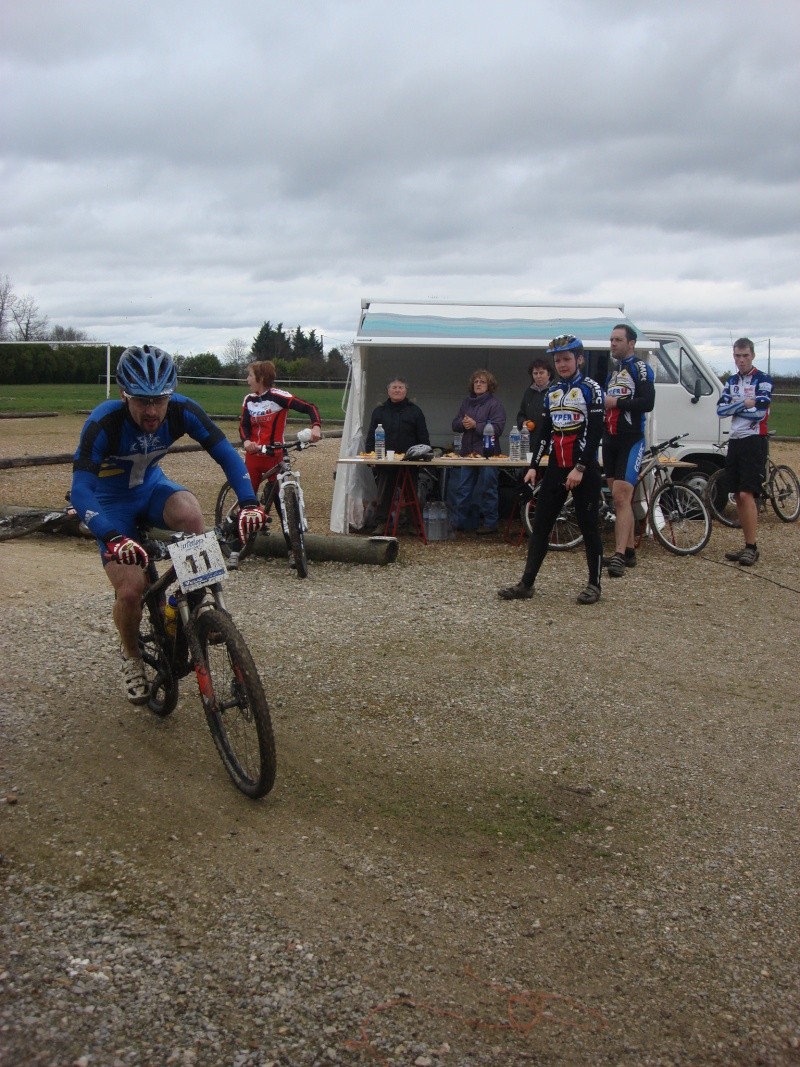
[450,368,507,534]
[365,378,430,453]
[516,357,553,433]
[363,378,430,532]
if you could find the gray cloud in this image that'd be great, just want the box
[1,0,798,367]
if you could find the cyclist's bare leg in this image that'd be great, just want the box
[106,561,149,659]
[162,489,205,535]
[609,477,636,552]
[735,490,758,544]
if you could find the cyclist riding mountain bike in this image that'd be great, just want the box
[602,324,656,576]
[71,345,266,705]
[498,335,605,605]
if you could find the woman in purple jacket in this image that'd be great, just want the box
[451,369,506,534]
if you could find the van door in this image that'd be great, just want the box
[644,332,723,447]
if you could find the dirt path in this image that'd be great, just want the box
[1,418,799,1065]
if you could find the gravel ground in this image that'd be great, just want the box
[1,417,799,1066]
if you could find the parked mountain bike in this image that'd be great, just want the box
[705,444,800,526]
[214,436,314,578]
[137,525,276,799]
[0,500,89,541]
[521,434,712,556]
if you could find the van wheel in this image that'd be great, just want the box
[673,459,717,496]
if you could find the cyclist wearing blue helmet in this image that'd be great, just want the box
[498,335,605,605]
[72,345,266,704]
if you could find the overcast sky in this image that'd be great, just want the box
[2,0,799,371]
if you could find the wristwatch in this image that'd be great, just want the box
[574,463,586,473]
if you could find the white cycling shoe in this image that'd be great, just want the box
[121,655,150,705]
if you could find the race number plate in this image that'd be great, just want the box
[168,531,228,593]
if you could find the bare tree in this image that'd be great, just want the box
[50,325,91,343]
[0,275,16,339]
[223,337,249,375]
[11,293,49,341]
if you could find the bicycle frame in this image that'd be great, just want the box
[138,529,276,797]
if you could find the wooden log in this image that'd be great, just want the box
[248,531,399,566]
[147,528,400,566]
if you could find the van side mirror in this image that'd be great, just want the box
[691,378,702,405]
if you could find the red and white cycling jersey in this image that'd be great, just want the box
[240,387,320,450]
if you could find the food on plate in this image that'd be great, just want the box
[359,451,376,458]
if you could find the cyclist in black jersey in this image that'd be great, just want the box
[498,335,604,605]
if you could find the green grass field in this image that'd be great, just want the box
[0,382,798,436]
[0,382,348,422]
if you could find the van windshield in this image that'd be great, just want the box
[650,339,713,396]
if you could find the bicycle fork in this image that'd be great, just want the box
[276,472,308,534]
[177,587,229,712]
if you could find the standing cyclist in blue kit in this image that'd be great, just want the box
[602,324,655,577]
[71,345,266,704]
[716,337,772,566]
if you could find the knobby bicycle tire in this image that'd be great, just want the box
[705,469,740,528]
[768,464,800,523]
[282,482,308,578]
[649,482,711,555]
[195,607,276,798]
[214,482,275,567]
[138,601,180,718]
[521,484,584,550]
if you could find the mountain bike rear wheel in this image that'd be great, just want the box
[282,483,308,578]
[768,464,800,522]
[705,469,740,528]
[521,485,584,550]
[195,608,276,798]
[650,482,711,555]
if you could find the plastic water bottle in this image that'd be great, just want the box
[509,424,522,461]
[164,594,179,638]
[482,421,495,458]
[520,423,530,459]
[375,423,386,460]
[453,432,463,454]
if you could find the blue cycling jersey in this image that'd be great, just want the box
[716,367,772,439]
[71,394,257,542]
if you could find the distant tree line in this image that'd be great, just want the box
[0,274,350,385]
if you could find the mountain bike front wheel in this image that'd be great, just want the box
[768,464,800,522]
[650,482,711,555]
[214,481,264,564]
[195,608,276,798]
[282,483,308,578]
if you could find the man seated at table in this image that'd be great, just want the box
[363,377,431,533]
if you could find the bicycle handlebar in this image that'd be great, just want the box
[646,433,688,457]
[140,527,232,562]
[255,439,316,457]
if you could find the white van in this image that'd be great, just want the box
[330,300,725,532]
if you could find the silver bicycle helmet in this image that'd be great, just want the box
[116,345,177,397]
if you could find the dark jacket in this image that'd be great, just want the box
[516,385,548,432]
[452,392,506,456]
[365,397,430,453]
